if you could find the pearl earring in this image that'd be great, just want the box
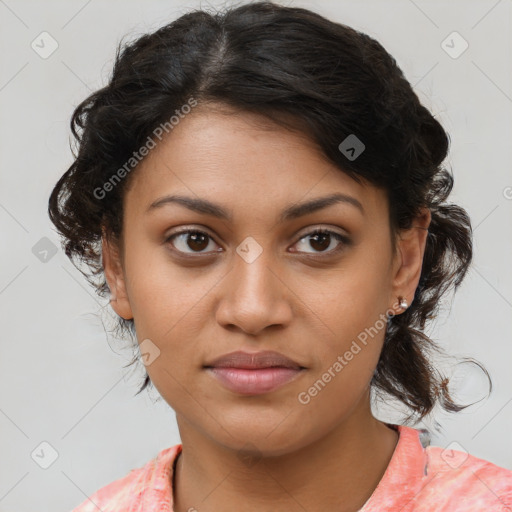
[398,296,408,310]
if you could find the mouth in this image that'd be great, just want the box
[204,366,306,395]
[203,350,306,395]
[203,349,304,370]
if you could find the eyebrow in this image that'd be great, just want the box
[146,192,364,221]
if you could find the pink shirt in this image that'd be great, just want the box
[71,424,512,511]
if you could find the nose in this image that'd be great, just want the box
[215,247,293,336]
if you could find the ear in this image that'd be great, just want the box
[389,207,431,313]
[102,233,133,320]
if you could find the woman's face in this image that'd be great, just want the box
[104,106,428,455]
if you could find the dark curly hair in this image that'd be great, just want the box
[48,0,490,423]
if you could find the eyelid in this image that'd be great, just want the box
[295,224,349,240]
[291,227,350,256]
[164,225,350,256]
[164,226,221,255]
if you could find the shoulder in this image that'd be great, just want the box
[70,444,182,512]
[421,442,512,510]
[363,424,512,512]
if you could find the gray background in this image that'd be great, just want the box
[1,0,511,510]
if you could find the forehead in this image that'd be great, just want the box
[123,107,387,221]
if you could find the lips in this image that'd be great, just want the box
[203,350,306,395]
[203,350,304,370]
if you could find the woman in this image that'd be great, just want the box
[48,2,512,510]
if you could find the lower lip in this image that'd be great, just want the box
[205,367,304,395]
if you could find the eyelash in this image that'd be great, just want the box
[164,227,350,258]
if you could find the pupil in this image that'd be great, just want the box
[188,232,208,251]
[310,232,330,252]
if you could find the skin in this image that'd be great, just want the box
[102,105,431,512]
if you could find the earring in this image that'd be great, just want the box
[398,296,408,310]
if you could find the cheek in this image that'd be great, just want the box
[124,240,204,333]
[296,317,386,434]
[121,246,211,387]
[301,264,389,351]
[299,262,390,403]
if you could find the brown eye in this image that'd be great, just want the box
[292,229,349,255]
[166,230,220,254]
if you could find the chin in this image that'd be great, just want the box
[211,417,311,458]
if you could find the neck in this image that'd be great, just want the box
[172,393,399,512]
